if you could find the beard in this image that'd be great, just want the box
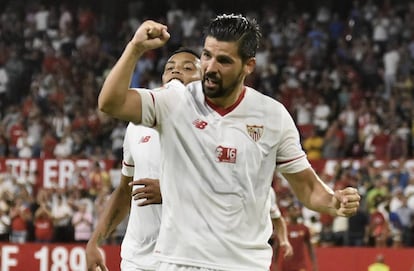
[202,70,244,99]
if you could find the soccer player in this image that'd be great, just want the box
[86,48,202,271]
[98,14,361,270]
[269,186,293,271]
[280,203,319,271]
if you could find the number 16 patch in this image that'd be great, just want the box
[215,145,237,163]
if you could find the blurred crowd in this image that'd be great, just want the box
[0,0,414,248]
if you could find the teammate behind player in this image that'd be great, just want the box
[86,48,201,271]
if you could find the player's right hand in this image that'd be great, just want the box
[130,178,162,206]
[85,243,108,271]
[130,20,170,52]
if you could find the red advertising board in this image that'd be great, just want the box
[1,243,413,271]
[0,243,120,271]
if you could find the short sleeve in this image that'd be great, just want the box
[276,107,311,173]
[136,79,187,128]
[121,124,134,177]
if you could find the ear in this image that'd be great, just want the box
[244,57,256,75]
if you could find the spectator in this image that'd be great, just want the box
[49,108,71,140]
[51,194,73,243]
[332,216,348,246]
[0,200,11,241]
[302,128,324,160]
[394,195,414,246]
[323,120,346,158]
[33,204,54,243]
[304,215,323,246]
[347,203,370,246]
[0,165,18,200]
[53,134,73,158]
[9,197,32,243]
[404,176,414,210]
[88,161,110,199]
[15,129,35,158]
[16,169,36,197]
[366,177,389,212]
[360,113,380,157]
[7,114,25,157]
[382,42,400,99]
[40,129,58,158]
[368,196,391,247]
[71,201,93,243]
[388,159,410,190]
[370,126,390,160]
[318,223,336,247]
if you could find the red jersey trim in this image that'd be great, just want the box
[205,87,246,116]
[276,154,306,165]
[123,161,134,167]
[149,92,157,127]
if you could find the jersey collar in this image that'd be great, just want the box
[205,87,246,116]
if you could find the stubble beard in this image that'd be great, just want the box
[202,71,244,99]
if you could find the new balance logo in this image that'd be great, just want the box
[139,136,151,143]
[192,119,208,129]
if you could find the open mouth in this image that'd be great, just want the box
[204,76,219,88]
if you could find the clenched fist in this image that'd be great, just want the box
[130,20,170,52]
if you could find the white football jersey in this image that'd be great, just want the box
[120,122,162,269]
[137,80,310,270]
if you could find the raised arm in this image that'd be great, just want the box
[98,20,170,123]
[282,167,360,217]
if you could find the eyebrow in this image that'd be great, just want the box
[202,49,235,63]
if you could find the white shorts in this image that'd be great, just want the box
[157,263,218,271]
[120,258,157,271]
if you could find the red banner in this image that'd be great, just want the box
[0,158,114,189]
[1,243,413,271]
[2,158,414,189]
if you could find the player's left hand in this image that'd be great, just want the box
[130,178,162,206]
[333,187,360,217]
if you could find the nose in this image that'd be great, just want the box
[171,65,183,74]
[204,59,218,73]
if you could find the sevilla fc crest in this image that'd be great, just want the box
[247,125,264,142]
